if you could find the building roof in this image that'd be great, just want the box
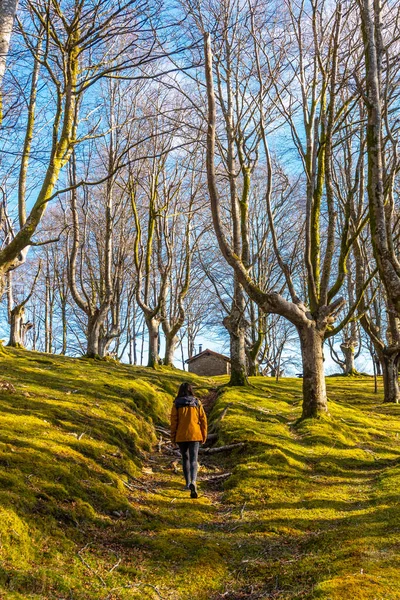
[185,348,231,364]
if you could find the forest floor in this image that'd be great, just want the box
[1,347,400,599]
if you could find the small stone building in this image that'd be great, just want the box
[186,348,231,376]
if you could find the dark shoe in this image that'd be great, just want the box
[184,483,190,490]
[189,483,198,499]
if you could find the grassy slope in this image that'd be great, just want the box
[0,347,210,600]
[212,376,400,599]
[1,348,400,599]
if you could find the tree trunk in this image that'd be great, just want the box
[44,274,52,353]
[86,313,102,358]
[8,305,32,348]
[32,304,37,351]
[146,317,160,368]
[375,355,382,376]
[0,0,18,91]
[381,351,400,403]
[247,353,259,377]
[180,338,186,370]
[225,279,249,386]
[98,327,119,359]
[61,300,67,355]
[164,334,177,367]
[298,325,328,418]
[140,327,145,365]
[372,355,378,393]
[0,272,6,303]
[132,306,137,365]
[188,333,195,359]
[340,343,357,375]
[8,306,24,347]
[229,328,248,385]
[98,336,112,359]
[247,311,263,376]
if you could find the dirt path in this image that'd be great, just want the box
[117,389,249,600]
[142,387,228,504]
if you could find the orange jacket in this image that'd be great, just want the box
[170,396,208,443]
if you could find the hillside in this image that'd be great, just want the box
[1,349,400,599]
[0,348,210,599]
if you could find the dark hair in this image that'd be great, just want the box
[176,382,194,398]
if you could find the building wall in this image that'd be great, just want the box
[188,354,230,376]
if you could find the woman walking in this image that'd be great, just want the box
[170,382,207,498]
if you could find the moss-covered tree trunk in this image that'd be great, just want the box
[247,305,263,376]
[247,352,259,377]
[340,343,357,375]
[298,324,328,418]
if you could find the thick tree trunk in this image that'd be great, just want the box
[164,334,177,367]
[247,353,259,377]
[146,317,160,368]
[225,280,248,386]
[247,310,263,377]
[298,325,328,418]
[98,326,119,359]
[7,305,32,348]
[8,306,24,347]
[98,336,112,359]
[381,351,400,403]
[340,343,357,375]
[86,313,102,358]
[229,328,248,385]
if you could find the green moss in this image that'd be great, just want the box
[204,376,400,598]
[1,351,400,599]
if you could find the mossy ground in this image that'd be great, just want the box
[1,349,400,599]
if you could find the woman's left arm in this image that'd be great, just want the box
[199,404,208,444]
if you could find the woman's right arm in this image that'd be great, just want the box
[170,404,178,443]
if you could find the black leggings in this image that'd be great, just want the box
[177,442,200,484]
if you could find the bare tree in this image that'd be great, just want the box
[7,263,40,347]
[203,0,373,417]
[357,0,400,399]
[129,92,194,367]
[0,0,159,296]
[160,163,203,366]
[358,0,400,319]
